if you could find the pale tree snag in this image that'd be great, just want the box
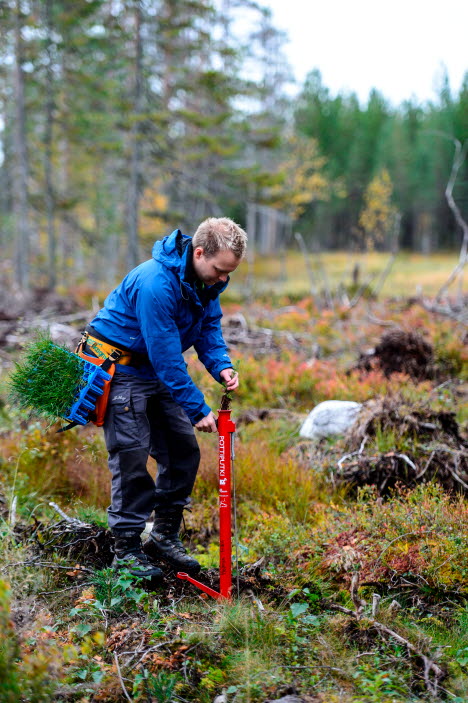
[434,136,468,305]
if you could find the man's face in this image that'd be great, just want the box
[192,247,240,286]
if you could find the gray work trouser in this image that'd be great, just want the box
[103,371,200,533]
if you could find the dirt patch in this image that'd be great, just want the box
[29,519,288,604]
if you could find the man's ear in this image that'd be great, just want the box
[193,246,204,259]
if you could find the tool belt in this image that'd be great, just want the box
[84,325,149,368]
[84,334,132,365]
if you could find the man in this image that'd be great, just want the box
[85,217,247,581]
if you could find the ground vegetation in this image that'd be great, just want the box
[0,257,466,702]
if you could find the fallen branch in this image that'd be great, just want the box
[38,582,93,596]
[420,298,468,326]
[372,618,443,696]
[364,313,398,328]
[0,560,93,574]
[49,502,90,528]
[321,573,445,697]
[395,453,418,472]
[114,652,133,702]
[448,465,468,491]
[415,451,435,480]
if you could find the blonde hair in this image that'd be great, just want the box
[192,217,247,259]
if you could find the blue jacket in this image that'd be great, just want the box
[90,229,232,423]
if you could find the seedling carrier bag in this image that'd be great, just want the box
[9,335,115,429]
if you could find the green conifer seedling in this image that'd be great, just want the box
[9,335,86,422]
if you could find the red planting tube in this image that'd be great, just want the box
[217,409,236,599]
[177,407,236,600]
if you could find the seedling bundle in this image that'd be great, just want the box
[9,336,110,425]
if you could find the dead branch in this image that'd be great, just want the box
[38,582,93,596]
[371,593,381,617]
[420,298,468,326]
[348,267,382,308]
[222,314,315,354]
[131,641,172,670]
[415,134,468,320]
[36,517,114,569]
[0,560,93,574]
[448,460,468,491]
[114,652,133,702]
[415,451,436,480]
[364,313,398,328]
[370,252,398,298]
[294,232,322,308]
[395,453,418,472]
[435,137,468,303]
[49,501,90,528]
[314,247,334,309]
[371,619,443,696]
[321,573,445,697]
[350,572,366,619]
[376,531,435,561]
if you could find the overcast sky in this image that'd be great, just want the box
[264,0,468,105]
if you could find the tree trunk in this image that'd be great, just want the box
[44,0,56,290]
[126,0,143,270]
[13,0,30,289]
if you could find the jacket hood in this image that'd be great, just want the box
[152,229,189,274]
[152,229,229,298]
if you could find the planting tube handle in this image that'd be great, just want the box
[217,409,236,435]
[176,573,225,600]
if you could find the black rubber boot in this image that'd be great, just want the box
[112,530,164,582]
[143,510,201,575]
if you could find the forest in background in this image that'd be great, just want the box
[0,0,467,292]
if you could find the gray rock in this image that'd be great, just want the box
[299,400,362,439]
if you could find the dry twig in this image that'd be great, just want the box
[321,573,444,697]
[114,652,133,702]
[49,502,89,528]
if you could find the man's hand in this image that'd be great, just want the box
[195,411,217,433]
[220,368,239,391]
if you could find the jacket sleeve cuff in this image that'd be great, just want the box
[191,402,212,424]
